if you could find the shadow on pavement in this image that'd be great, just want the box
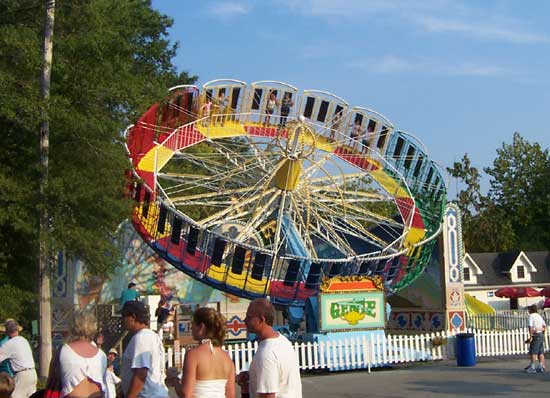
[408,379,517,396]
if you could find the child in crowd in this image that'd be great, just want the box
[105,349,121,398]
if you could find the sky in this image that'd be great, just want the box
[151,0,550,197]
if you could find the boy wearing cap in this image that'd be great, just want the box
[107,348,120,376]
[0,320,36,398]
[120,301,169,398]
[106,348,121,398]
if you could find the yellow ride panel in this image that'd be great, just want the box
[286,128,333,152]
[137,144,175,173]
[134,202,171,239]
[135,203,158,234]
[206,263,269,294]
[316,136,340,152]
[403,226,426,247]
[369,166,410,198]
[206,263,226,281]
[195,121,247,139]
[274,160,302,191]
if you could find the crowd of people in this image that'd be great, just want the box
[0,298,302,398]
[196,88,381,153]
[260,91,296,129]
[199,90,297,131]
[3,294,549,396]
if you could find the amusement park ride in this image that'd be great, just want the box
[124,79,447,336]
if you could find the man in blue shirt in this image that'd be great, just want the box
[120,280,140,306]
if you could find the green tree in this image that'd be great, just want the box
[0,0,197,327]
[449,133,549,252]
[447,153,516,252]
[466,201,516,252]
[484,132,550,250]
[447,153,483,218]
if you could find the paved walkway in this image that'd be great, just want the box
[301,357,549,398]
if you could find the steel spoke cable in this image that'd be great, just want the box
[197,156,288,227]
[293,188,396,249]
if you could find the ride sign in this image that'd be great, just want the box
[330,299,377,322]
[319,276,386,332]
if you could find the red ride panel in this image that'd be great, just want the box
[395,197,425,229]
[128,104,159,166]
[333,147,378,171]
[244,125,288,139]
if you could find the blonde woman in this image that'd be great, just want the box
[180,308,235,398]
[59,311,107,398]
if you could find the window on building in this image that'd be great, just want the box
[517,265,525,279]
[463,267,471,281]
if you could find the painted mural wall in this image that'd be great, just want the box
[72,221,225,309]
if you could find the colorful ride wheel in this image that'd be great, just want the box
[125,80,446,305]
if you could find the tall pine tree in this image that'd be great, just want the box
[0,0,196,324]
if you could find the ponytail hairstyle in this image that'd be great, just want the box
[193,307,227,347]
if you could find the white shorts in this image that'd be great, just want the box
[13,368,37,398]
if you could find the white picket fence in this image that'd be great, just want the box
[166,328,544,373]
[468,310,550,330]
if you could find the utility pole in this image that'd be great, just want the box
[38,0,55,379]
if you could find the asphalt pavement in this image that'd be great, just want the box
[300,357,549,398]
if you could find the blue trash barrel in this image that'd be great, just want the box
[455,333,476,366]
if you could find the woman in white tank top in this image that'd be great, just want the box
[180,308,235,398]
[59,311,107,398]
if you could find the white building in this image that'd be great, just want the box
[463,251,550,310]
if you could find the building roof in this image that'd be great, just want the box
[467,251,550,287]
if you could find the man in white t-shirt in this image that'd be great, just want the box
[526,304,546,373]
[242,299,302,398]
[121,301,169,398]
[0,319,37,398]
